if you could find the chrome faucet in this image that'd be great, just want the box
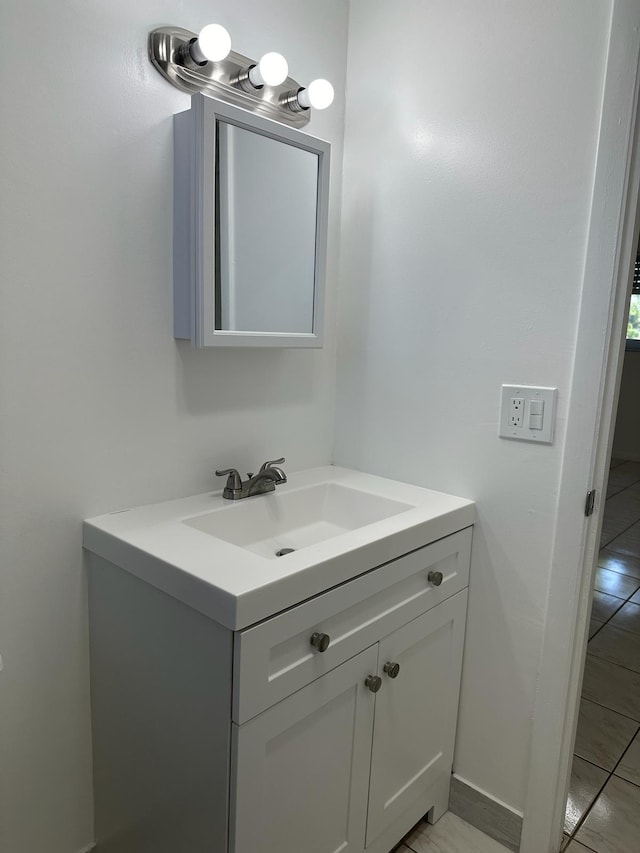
[215,457,287,500]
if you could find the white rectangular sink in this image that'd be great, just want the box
[83,466,475,630]
[183,482,414,559]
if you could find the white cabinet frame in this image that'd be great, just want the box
[174,95,330,348]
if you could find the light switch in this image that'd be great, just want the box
[529,399,544,430]
[499,385,557,443]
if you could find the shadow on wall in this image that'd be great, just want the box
[453,502,534,816]
[334,184,375,469]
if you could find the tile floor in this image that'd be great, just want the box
[563,459,640,852]
[398,811,511,852]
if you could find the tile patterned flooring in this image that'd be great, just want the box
[563,459,640,852]
[398,811,511,852]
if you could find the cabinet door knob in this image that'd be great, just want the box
[365,675,382,693]
[310,632,331,653]
[427,570,444,586]
[383,661,400,679]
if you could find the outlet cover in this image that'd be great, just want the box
[499,385,558,443]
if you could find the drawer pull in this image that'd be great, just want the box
[427,570,443,586]
[310,632,331,653]
[383,661,400,679]
[365,675,382,693]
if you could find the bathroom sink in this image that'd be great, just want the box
[182,482,414,559]
[83,466,475,629]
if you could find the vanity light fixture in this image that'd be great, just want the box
[281,78,335,113]
[148,25,334,128]
[233,52,289,92]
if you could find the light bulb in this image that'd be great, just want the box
[191,24,231,63]
[248,52,289,87]
[298,79,334,111]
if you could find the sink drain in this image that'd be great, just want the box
[275,548,296,557]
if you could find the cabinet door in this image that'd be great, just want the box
[230,645,378,853]
[366,590,468,846]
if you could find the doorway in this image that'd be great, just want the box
[518,6,640,852]
[561,312,640,850]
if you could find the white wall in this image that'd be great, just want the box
[336,0,611,812]
[0,2,348,851]
[613,351,640,460]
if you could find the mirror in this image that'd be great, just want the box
[216,123,318,334]
[173,95,331,348]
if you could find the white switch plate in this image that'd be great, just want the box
[499,385,558,443]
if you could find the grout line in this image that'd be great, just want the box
[593,589,626,601]
[592,586,638,607]
[584,649,640,681]
[587,621,607,642]
[602,535,640,553]
[605,475,640,493]
[608,722,640,786]
[592,595,626,613]
[585,582,640,678]
[596,558,640,581]
[567,756,612,842]
[590,596,626,628]
[611,773,640,790]
[600,615,640,641]
[600,480,640,551]
[605,482,640,499]
[582,725,640,778]
[589,613,631,636]
[605,485,635,499]
[571,754,611,772]
[595,558,640,582]
[600,525,640,548]
[586,648,640,676]
[606,476,640,491]
[600,524,640,558]
[578,693,640,724]
[569,839,599,852]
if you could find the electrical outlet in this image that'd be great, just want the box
[499,385,558,443]
[510,397,524,427]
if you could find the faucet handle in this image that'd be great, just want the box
[215,468,242,491]
[259,457,285,472]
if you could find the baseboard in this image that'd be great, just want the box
[449,774,523,852]
[78,844,96,853]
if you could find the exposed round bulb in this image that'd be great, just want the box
[249,52,289,87]
[193,24,231,62]
[298,79,334,110]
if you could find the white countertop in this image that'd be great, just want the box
[83,466,475,630]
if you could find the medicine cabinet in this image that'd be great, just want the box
[173,94,330,347]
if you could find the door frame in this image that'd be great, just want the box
[520,2,640,851]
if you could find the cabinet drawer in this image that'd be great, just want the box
[233,527,472,723]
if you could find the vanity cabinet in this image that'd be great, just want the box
[231,590,467,853]
[88,526,471,853]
